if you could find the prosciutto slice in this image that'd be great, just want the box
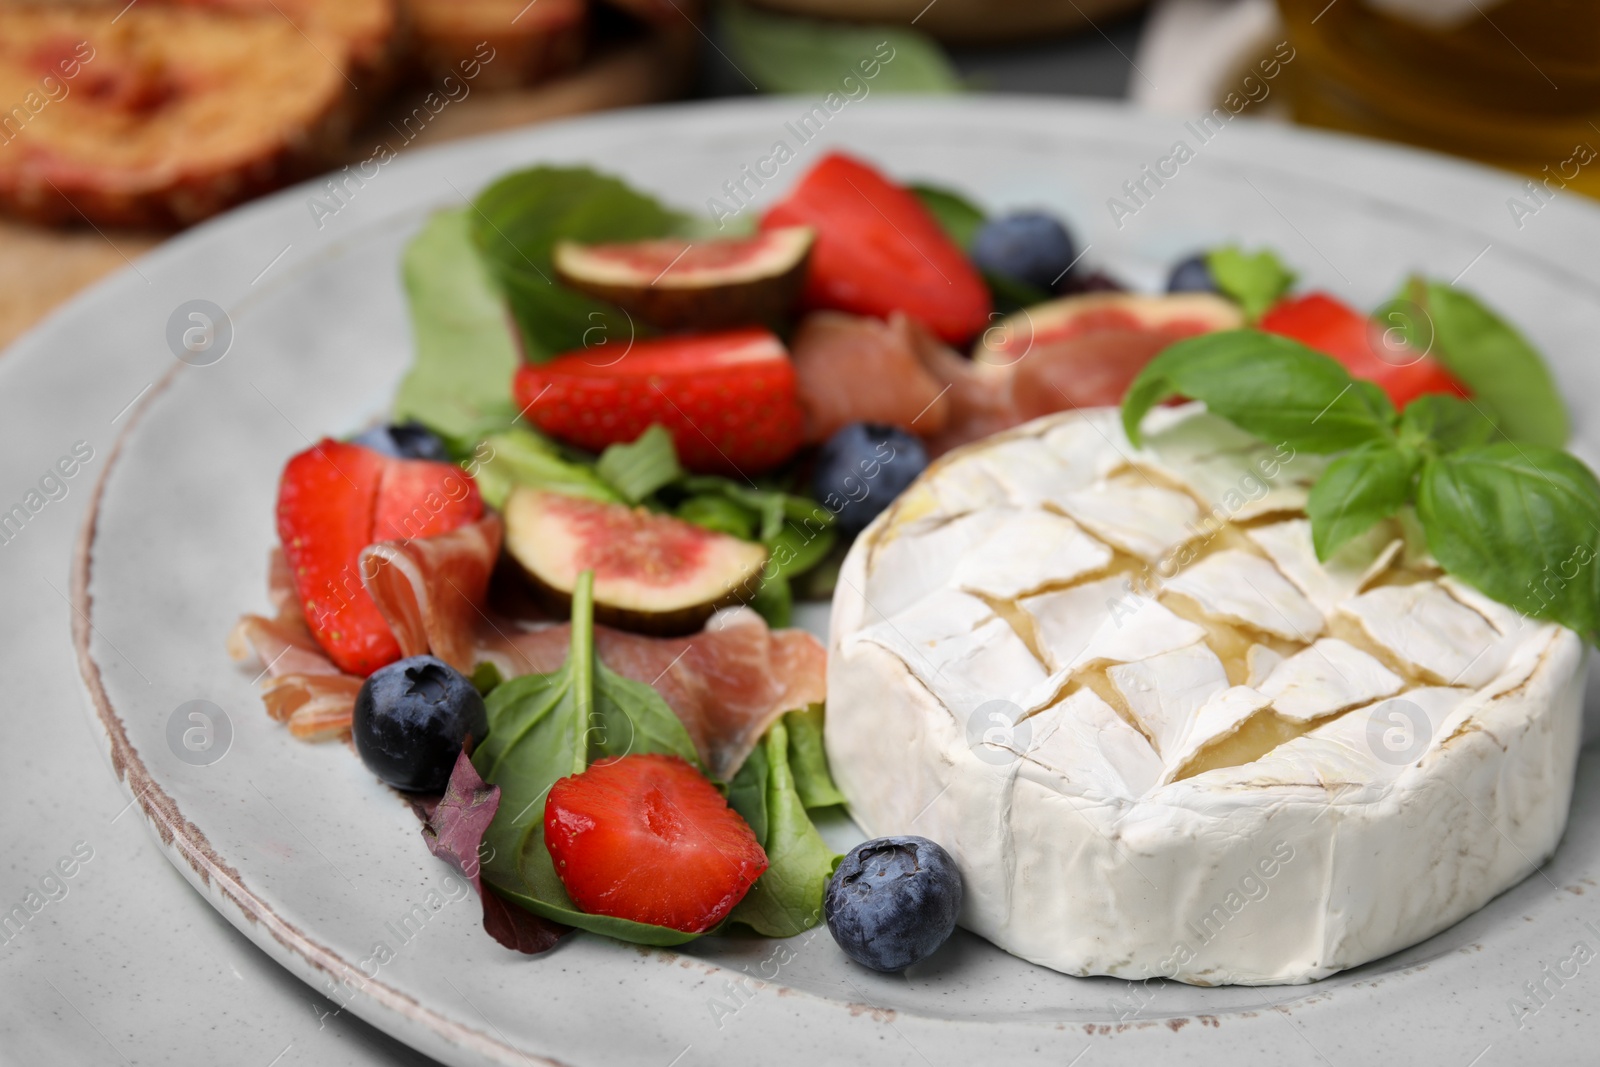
[361,514,502,673]
[479,607,827,782]
[230,515,503,741]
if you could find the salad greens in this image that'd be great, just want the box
[1122,330,1600,644]
[469,166,694,361]
[394,209,523,445]
[720,1,962,94]
[1204,246,1296,322]
[1387,278,1570,448]
[473,571,841,944]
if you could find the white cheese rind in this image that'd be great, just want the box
[827,406,1587,986]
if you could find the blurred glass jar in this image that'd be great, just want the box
[1278,0,1600,195]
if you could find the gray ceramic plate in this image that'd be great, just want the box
[70,98,1600,1066]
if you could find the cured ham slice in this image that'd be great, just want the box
[232,515,503,741]
[479,606,827,782]
[791,311,952,441]
[362,514,503,673]
[901,313,1021,456]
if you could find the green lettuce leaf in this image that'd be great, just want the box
[726,718,840,936]
[394,209,522,444]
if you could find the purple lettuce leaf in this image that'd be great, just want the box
[422,751,568,954]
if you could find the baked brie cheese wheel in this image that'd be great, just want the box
[827,405,1586,986]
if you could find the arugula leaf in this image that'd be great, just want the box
[472,571,702,945]
[910,184,985,250]
[1396,278,1569,448]
[394,209,522,443]
[726,718,840,937]
[470,166,691,360]
[783,705,846,809]
[721,2,962,93]
[1416,444,1600,643]
[597,425,684,504]
[1122,329,1395,452]
[1306,441,1419,559]
[1397,394,1496,454]
[472,427,619,510]
[1205,246,1296,321]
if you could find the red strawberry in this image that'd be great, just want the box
[276,439,483,676]
[760,151,992,344]
[544,754,768,933]
[1259,293,1469,409]
[513,327,804,474]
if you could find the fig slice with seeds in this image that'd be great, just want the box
[551,226,815,330]
[503,489,769,635]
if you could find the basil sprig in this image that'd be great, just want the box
[1122,329,1600,643]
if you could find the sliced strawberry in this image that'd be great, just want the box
[760,152,991,344]
[513,327,804,474]
[1259,293,1469,409]
[373,458,484,542]
[544,754,767,933]
[276,440,484,677]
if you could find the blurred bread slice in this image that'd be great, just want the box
[0,5,355,226]
[403,0,587,90]
[170,0,402,92]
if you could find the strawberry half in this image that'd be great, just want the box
[513,327,804,474]
[276,439,483,676]
[760,151,992,344]
[544,754,768,933]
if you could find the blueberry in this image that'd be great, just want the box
[812,424,928,536]
[969,212,1078,291]
[1166,253,1217,294]
[352,421,449,462]
[352,655,487,792]
[825,836,963,972]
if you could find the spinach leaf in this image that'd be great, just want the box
[725,739,770,845]
[472,427,619,510]
[1205,246,1296,322]
[1395,278,1569,448]
[783,705,846,809]
[472,571,702,945]
[726,719,841,937]
[1305,441,1418,559]
[395,209,523,443]
[721,2,962,93]
[677,494,759,539]
[910,183,985,250]
[1122,329,1395,452]
[596,425,684,504]
[470,166,691,360]
[1416,444,1600,643]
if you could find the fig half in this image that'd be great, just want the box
[552,226,815,330]
[504,489,769,635]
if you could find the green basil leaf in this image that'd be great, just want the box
[395,209,523,442]
[1397,278,1569,448]
[596,425,684,505]
[1397,393,1497,454]
[1416,444,1600,642]
[721,2,961,93]
[726,719,839,937]
[470,166,691,360]
[472,427,619,510]
[910,183,985,250]
[1122,329,1395,452]
[1306,441,1419,559]
[783,705,845,809]
[1205,246,1296,322]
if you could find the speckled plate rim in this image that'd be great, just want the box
[61,97,1600,1067]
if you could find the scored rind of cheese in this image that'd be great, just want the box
[1163,549,1325,642]
[827,404,1587,986]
